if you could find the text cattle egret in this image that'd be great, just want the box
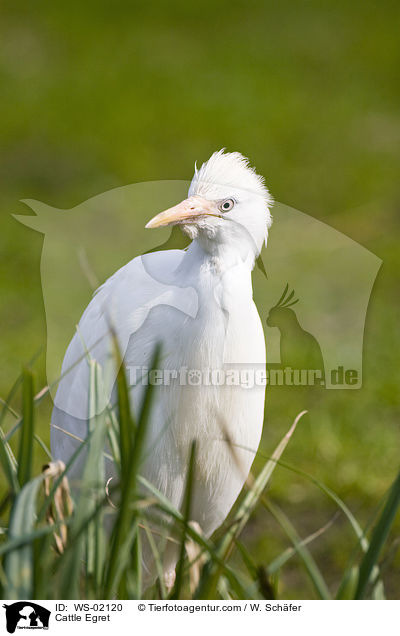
[51,150,273,588]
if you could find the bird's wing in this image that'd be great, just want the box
[53,249,198,420]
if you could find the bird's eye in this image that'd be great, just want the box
[219,198,235,213]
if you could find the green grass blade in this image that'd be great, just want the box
[0,376,23,431]
[103,345,160,597]
[132,527,142,598]
[171,440,196,599]
[113,335,135,481]
[118,523,142,599]
[141,517,167,599]
[0,348,42,431]
[263,497,331,599]
[37,427,94,523]
[234,538,258,579]
[33,434,52,460]
[0,427,19,494]
[270,457,386,598]
[194,411,305,598]
[3,473,45,599]
[0,521,67,558]
[355,468,400,599]
[234,539,277,599]
[106,407,121,469]
[139,476,250,598]
[59,360,109,598]
[17,369,34,487]
[222,411,306,557]
[85,360,106,592]
[267,513,338,575]
[276,458,368,551]
[336,566,359,599]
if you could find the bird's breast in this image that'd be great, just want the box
[157,267,266,477]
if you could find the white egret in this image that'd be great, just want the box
[51,149,273,587]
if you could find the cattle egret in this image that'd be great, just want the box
[51,149,273,588]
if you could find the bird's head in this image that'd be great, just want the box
[145,150,273,261]
[266,284,299,327]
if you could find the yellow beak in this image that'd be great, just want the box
[145,196,219,229]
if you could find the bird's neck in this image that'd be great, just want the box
[184,237,255,276]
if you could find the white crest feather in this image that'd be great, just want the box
[189,149,273,208]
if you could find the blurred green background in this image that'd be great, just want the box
[1,0,399,598]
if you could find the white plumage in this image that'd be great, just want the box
[51,150,273,586]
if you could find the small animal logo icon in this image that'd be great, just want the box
[267,283,325,376]
[2,602,50,634]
